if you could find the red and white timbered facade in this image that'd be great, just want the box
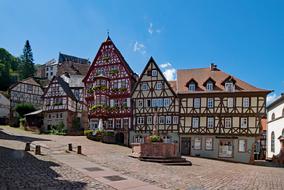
[83,37,137,145]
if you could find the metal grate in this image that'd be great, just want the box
[103,175,127,181]
[84,167,104,172]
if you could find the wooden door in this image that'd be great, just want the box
[181,137,191,155]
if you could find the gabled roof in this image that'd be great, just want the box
[44,76,77,101]
[131,57,177,97]
[57,62,90,76]
[83,36,136,83]
[58,52,90,65]
[176,66,271,94]
[9,77,42,92]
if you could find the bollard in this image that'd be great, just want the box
[35,145,41,155]
[25,142,31,151]
[77,146,82,154]
[68,143,72,151]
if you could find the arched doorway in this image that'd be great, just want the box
[115,132,124,144]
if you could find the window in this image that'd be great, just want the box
[145,99,151,107]
[227,98,234,108]
[219,140,233,157]
[238,139,247,152]
[166,116,171,124]
[163,136,171,143]
[194,137,201,149]
[60,113,63,118]
[205,138,213,150]
[206,82,214,91]
[108,119,113,128]
[27,85,33,92]
[122,99,128,107]
[123,118,129,128]
[137,117,144,124]
[173,116,179,124]
[194,98,200,108]
[207,117,214,128]
[240,118,248,128]
[147,116,152,124]
[137,100,143,108]
[192,117,199,128]
[156,82,163,90]
[225,82,235,92]
[134,135,144,143]
[243,97,250,108]
[115,119,121,128]
[152,99,163,107]
[48,114,51,119]
[271,113,275,121]
[164,98,171,107]
[141,83,148,91]
[207,98,214,108]
[152,70,158,77]
[159,116,165,124]
[271,132,275,152]
[189,83,196,91]
[50,72,53,76]
[225,118,232,128]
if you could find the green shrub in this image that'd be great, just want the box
[15,103,35,118]
[84,129,93,136]
[104,131,114,137]
[49,121,67,135]
[150,135,162,142]
[19,118,26,128]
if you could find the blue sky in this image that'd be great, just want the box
[0,0,283,102]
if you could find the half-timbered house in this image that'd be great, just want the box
[9,77,44,126]
[42,75,87,132]
[83,36,137,145]
[177,64,271,163]
[130,57,179,143]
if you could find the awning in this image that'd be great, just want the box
[24,109,43,116]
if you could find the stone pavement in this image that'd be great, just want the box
[1,125,284,190]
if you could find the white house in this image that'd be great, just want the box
[0,92,10,124]
[267,94,284,159]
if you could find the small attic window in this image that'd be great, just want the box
[225,82,235,92]
[206,81,214,91]
[189,82,196,91]
[152,69,158,77]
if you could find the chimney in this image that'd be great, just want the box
[210,63,217,71]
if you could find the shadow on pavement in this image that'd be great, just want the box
[0,146,88,189]
[0,130,51,143]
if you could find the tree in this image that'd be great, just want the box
[15,103,35,118]
[19,40,35,79]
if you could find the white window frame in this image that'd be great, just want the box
[240,117,248,128]
[194,137,201,150]
[159,116,165,124]
[152,70,158,77]
[205,138,213,150]
[141,83,148,91]
[164,98,171,107]
[194,98,200,109]
[156,82,163,90]
[173,116,179,124]
[207,98,214,108]
[147,116,152,124]
[137,117,144,124]
[243,97,250,108]
[225,82,235,92]
[207,117,214,128]
[227,97,234,108]
[166,116,171,124]
[238,139,247,152]
[225,118,232,128]
[206,82,213,91]
[137,99,143,108]
[189,83,196,91]
[192,117,199,128]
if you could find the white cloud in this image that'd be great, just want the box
[133,41,146,55]
[267,93,279,105]
[148,22,161,35]
[159,62,176,81]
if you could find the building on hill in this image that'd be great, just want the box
[267,94,284,160]
[9,77,44,126]
[42,75,87,132]
[130,57,180,144]
[35,53,90,80]
[83,36,137,145]
[0,92,10,124]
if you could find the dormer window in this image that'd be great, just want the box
[189,83,196,91]
[206,81,214,91]
[225,82,235,92]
